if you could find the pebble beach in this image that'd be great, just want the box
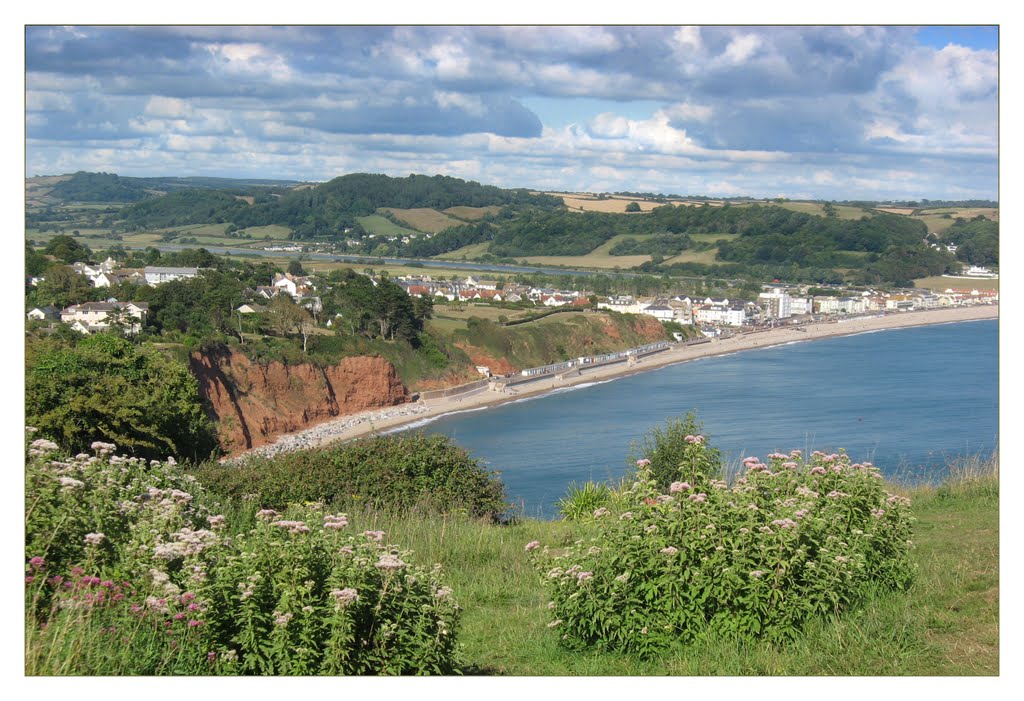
[226,304,997,462]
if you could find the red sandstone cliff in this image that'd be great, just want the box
[190,348,408,455]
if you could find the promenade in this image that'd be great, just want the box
[227,304,997,461]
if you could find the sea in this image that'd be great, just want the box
[397,318,999,519]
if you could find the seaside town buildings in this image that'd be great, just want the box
[29,257,998,339]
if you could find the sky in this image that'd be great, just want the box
[23,24,999,201]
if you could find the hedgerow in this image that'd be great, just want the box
[529,439,916,656]
[194,432,507,519]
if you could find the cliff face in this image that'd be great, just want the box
[190,348,407,455]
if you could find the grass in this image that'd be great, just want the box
[663,249,721,265]
[517,253,652,269]
[557,195,664,214]
[775,202,869,220]
[914,275,999,292]
[356,214,422,237]
[379,207,461,233]
[443,205,502,221]
[436,242,493,260]
[328,453,997,676]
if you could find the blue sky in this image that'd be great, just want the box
[23,24,999,201]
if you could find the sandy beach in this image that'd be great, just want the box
[231,304,997,461]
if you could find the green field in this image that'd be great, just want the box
[517,252,651,269]
[663,249,721,265]
[380,207,461,233]
[356,214,423,238]
[914,275,1000,292]
[776,201,869,220]
[688,232,739,243]
[436,242,493,260]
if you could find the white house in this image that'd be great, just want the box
[816,297,867,315]
[640,303,675,321]
[144,266,200,285]
[27,306,59,321]
[694,299,746,327]
[758,290,793,319]
[60,301,149,334]
[272,272,316,298]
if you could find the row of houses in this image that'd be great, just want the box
[29,301,149,335]
[61,261,204,288]
[394,275,591,308]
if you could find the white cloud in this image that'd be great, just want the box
[434,91,486,117]
[721,34,762,65]
[663,102,713,123]
[589,113,630,138]
[144,96,193,119]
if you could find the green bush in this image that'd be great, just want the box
[25,334,219,463]
[194,432,507,519]
[25,437,461,675]
[529,444,916,656]
[627,413,722,490]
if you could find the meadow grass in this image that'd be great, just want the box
[379,207,462,233]
[356,214,422,237]
[443,205,502,221]
[341,454,998,676]
[913,275,999,292]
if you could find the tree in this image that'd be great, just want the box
[268,294,316,351]
[25,334,219,462]
[43,235,92,264]
[624,201,641,213]
[287,259,306,276]
[33,264,95,309]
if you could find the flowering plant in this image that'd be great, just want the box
[25,433,461,675]
[530,442,915,655]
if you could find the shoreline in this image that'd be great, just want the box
[228,304,997,461]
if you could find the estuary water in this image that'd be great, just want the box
[405,319,999,518]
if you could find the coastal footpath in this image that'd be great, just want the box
[228,304,997,461]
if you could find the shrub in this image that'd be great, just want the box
[25,436,462,675]
[627,413,722,490]
[194,432,507,519]
[529,444,915,656]
[25,334,219,462]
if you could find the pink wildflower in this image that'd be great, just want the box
[363,530,386,542]
[525,540,541,552]
[374,554,406,571]
[28,556,46,571]
[187,619,204,628]
[84,532,106,546]
[749,570,765,578]
[576,571,593,583]
[331,588,359,606]
[660,546,679,555]
[669,482,690,493]
[592,507,609,518]
[636,458,651,467]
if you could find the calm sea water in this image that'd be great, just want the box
[400,319,998,518]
